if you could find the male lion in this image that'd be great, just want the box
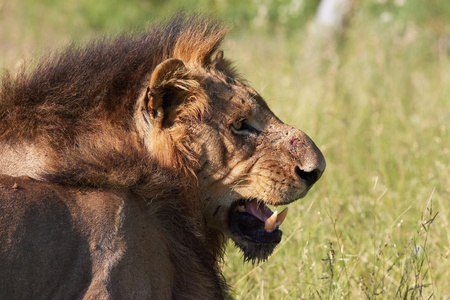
[0,15,325,297]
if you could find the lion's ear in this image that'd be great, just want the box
[138,57,205,132]
[135,58,206,173]
[210,50,236,77]
[149,58,187,96]
[212,50,224,64]
[144,58,188,128]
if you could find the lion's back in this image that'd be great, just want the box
[0,175,176,299]
[0,176,93,298]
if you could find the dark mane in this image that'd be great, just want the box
[0,14,227,146]
[0,16,233,298]
[0,14,233,202]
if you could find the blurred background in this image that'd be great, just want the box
[1,0,449,298]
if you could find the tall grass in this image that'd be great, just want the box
[1,1,449,298]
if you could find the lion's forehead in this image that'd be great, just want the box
[203,72,276,126]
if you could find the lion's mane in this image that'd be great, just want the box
[0,14,232,299]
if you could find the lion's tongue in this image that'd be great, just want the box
[244,200,289,232]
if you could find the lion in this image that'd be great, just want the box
[0,15,325,297]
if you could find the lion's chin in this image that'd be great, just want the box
[228,199,288,263]
[231,237,280,263]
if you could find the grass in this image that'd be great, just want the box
[1,1,449,298]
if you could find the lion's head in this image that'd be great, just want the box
[134,21,325,262]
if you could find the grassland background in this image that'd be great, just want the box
[1,0,449,299]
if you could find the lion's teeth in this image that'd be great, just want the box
[236,204,246,212]
[264,211,278,231]
[277,207,289,225]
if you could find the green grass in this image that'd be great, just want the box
[1,1,449,298]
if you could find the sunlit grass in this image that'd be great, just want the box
[1,1,449,298]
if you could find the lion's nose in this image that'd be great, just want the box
[286,129,326,187]
[294,165,323,186]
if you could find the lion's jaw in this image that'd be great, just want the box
[192,73,326,262]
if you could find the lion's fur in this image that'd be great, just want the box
[0,175,227,299]
[0,14,228,179]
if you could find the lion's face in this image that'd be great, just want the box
[191,69,326,261]
[139,56,326,262]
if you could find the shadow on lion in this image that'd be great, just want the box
[0,14,325,299]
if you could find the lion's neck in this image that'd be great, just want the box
[0,141,48,180]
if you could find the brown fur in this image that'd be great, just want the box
[0,175,227,299]
[0,14,223,177]
[0,13,326,298]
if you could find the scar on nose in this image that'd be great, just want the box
[290,138,299,147]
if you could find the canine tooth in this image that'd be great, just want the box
[236,204,246,212]
[264,211,278,231]
[273,208,289,229]
[277,207,288,224]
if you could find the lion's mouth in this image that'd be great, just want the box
[229,199,288,245]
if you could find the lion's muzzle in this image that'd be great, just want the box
[287,128,326,195]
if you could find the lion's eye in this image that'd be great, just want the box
[232,120,243,131]
[231,119,254,134]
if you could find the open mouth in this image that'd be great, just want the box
[229,199,289,245]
